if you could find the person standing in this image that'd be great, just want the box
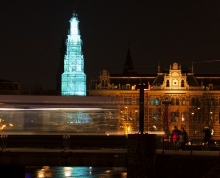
[171,126,181,150]
[180,127,188,150]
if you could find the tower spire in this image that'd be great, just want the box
[123,47,137,75]
[61,12,86,96]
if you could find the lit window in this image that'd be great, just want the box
[170,112,179,122]
[126,84,130,90]
[155,98,160,106]
[182,98,186,105]
[151,98,155,105]
[152,112,158,121]
[124,97,132,105]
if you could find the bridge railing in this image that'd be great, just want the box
[0,134,128,150]
[158,136,220,151]
[1,134,219,152]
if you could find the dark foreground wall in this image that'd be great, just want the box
[127,134,157,178]
[127,134,220,178]
[155,154,220,178]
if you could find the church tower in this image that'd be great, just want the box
[123,48,137,75]
[61,12,86,96]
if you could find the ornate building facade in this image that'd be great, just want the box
[88,49,220,140]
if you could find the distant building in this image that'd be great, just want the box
[88,49,220,140]
[61,12,86,96]
[0,79,21,95]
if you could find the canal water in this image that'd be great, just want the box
[25,166,127,178]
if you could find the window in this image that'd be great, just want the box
[124,97,132,105]
[171,97,175,105]
[151,98,155,105]
[135,109,139,120]
[181,80,184,87]
[155,98,160,106]
[136,98,139,105]
[166,80,169,87]
[170,112,179,122]
[182,98,186,105]
[196,97,200,106]
[128,111,132,120]
[176,98,179,105]
[152,112,159,121]
[126,84,130,90]
[181,112,186,122]
[191,97,195,105]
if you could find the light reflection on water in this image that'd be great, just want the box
[25,166,127,178]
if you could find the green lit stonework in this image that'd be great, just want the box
[61,13,86,96]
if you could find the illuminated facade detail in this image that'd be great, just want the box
[163,62,189,90]
[61,13,86,96]
[88,58,220,140]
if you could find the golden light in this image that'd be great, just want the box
[9,123,14,127]
[37,166,52,178]
[0,124,6,130]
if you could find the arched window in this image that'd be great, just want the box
[176,98,179,105]
[101,80,105,87]
[171,97,175,105]
[166,80,169,87]
[155,98,160,106]
[101,80,108,88]
[151,98,155,105]
[181,80,184,87]
[182,98,186,105]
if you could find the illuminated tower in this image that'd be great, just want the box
[61,12,86,96]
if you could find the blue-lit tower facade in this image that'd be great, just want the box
[61,13,86,96]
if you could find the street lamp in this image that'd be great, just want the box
[135,83,148,134]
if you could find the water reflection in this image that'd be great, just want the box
[25,166,127,178]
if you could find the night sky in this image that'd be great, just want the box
[1,0,220,90]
